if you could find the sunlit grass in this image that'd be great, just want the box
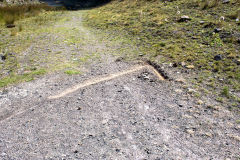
[0,68,46,87]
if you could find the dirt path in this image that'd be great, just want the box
[0,11,240,160]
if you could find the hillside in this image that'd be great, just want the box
[0,1,240,159]
[84,0,240,108]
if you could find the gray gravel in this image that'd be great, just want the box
[0,60,240,160]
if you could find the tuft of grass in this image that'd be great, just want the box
[216,97,224,103]
[64,69,81,75]
[221,86,230,98]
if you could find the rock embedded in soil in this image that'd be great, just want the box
[214,28,222,33]
[186,65,195,69]
[187,88,196,94]
[178,15,191,22]
[180,62,186,67]
[0,54,6,61]
[6,24,15,28]
[237,38,240,43]
[175,77,186,83]
[197,100,204,105]
[222,0,230,4]
[236,59,240,65]
[214,54,223,61]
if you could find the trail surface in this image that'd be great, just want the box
[0,11,239,160]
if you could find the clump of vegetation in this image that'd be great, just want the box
[200,0,220,10]
[228,7,240,19]
[0,68,46,87]
[64,69,81,75]
[221,86,230,98]
[0,4,55,26]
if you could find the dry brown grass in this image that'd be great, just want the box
[0,4,54,26]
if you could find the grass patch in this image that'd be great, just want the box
[221,86,230,98]
[84,0,240,77]
[0,68,46,87]
[83,0,240,105]
[64,69,81,75]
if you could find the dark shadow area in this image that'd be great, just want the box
[39,0,111,10]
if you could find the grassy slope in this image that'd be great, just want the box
[0,10,61,87]
[84,0,240,106]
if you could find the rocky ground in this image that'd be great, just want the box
[0,10,240,160]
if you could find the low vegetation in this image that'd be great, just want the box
[0,4,56,26]
[0,68,46,87]
[64,69,81,75]
[84,0,240,106]
[0,4,66,87]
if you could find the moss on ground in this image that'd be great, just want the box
[83,0,240,106]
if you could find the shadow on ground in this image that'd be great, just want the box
[40,0,111,10]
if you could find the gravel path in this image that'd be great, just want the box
[0,11,239,160]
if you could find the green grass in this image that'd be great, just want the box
[0,7,67,88]
[64,69,81,75]
[221,86,230,98]
[83,0,240,105]
[0,68,46,87]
